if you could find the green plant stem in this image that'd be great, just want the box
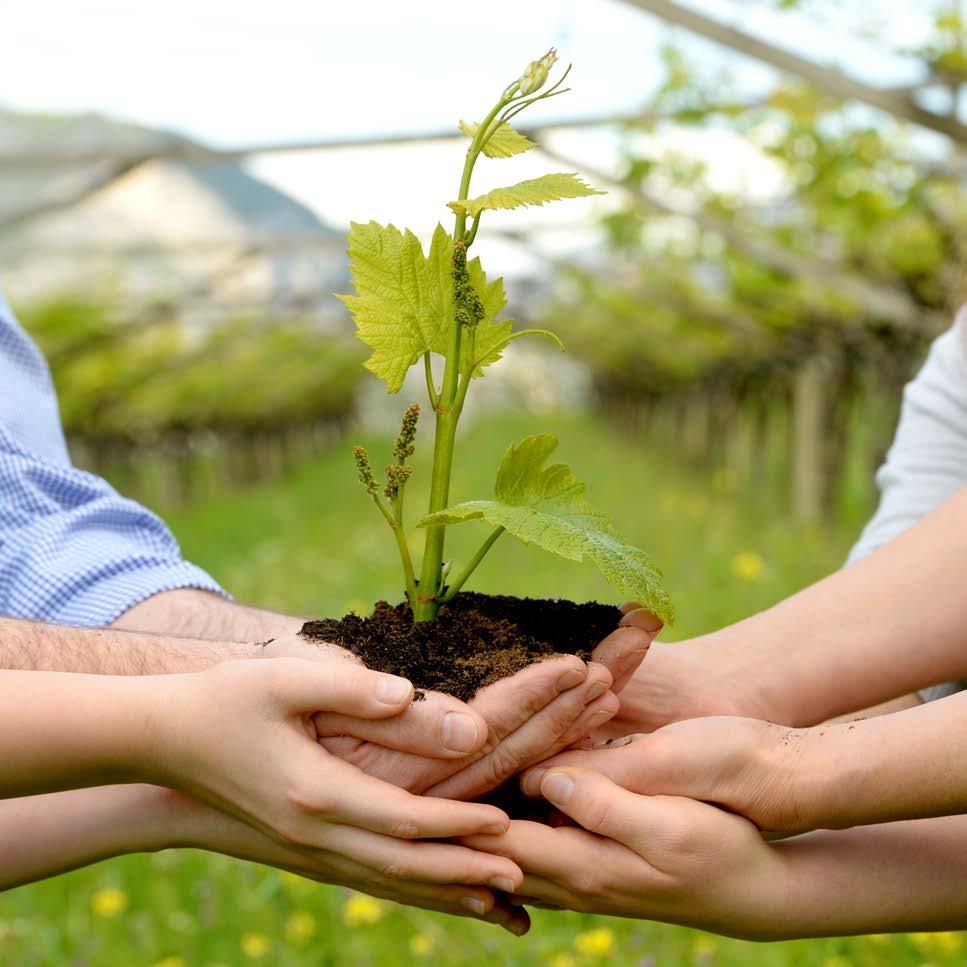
[441,526,505,602]
[392,492,419,607]
[371,492,417,606]
[423,352,439,409]
[413,93,513,622]
[465,213,481,247]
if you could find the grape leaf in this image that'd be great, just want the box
[447,173,605,219]
[418,434,674,622]
[336,221,452,393]
[459,120,536,158]
[337,221,516,391]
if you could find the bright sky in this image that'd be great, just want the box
[2,0,939,272]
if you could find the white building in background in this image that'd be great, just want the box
[0,107,349,329]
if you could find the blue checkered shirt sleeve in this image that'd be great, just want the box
[0,287,227,626]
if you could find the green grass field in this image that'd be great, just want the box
[1,410,959,966]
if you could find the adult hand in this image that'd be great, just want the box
[318,621,657,801]
[521,717,810,833]
[585,603,775,741]
[464,767,787,941]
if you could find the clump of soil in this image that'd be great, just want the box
[300,591,621,702]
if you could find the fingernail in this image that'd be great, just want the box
[542,771,575,805]
[482,819,509,835]
[461,896,487,916]
[442,711,480,753]
[585,680,608,702]
[588,708,615,728]
[375,674,412,704]
[556,667,586,692]
[488,876,517,893]
[523,768,545,795]
[619,608,663,632]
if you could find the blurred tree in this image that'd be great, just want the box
[545,1,967,520]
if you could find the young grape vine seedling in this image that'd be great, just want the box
[339,50,673,625]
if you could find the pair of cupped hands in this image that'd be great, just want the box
[145,602,663,935]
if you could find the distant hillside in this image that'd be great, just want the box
[0,107,347,313]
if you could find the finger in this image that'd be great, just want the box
[618,607,664,633]
[553,689,620,750]
[272,658,416,718]
[509,892,564,911]
[313,855,527,931]
[316,755,511,838]
[591,625,655,693]
[513,875,578,910]
[462,820,605,878]
[315,690,488,758]
[520,741,644,797]
[469,655,589,747]
[316,822,524,890]
[424,664,611,800]
[539,767,675,854]
[618,601,642,615]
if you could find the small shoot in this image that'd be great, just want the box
[341,50,673,623]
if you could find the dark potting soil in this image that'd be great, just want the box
[300,591,622,702]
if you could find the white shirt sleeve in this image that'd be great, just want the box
[846,308,967,702]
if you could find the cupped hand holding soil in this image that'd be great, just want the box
[308,595,660,802]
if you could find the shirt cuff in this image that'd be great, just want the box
[42,559,231,628]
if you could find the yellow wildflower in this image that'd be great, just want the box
[574,928,614,957]
[409,933,434,957]
[343,893,385,927]
[548,955,576,967]
[934,931,963,953]
[731,550,765,581]
[240,933,271,959]
[150,958,185,967]
[91,888,128,918]
[820,957,853,967]
[908,933,933,952]
[692,935,717,959]
[284,911,316,944]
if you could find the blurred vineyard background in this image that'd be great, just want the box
[4,0,967,963]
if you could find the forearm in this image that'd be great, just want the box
[0,670,175,796]
[112,589,305,641]
[791,690,967,829]
[0,785,177,891]
[773,815,967,937]
[0,614,241,674]
[689,484,967,725]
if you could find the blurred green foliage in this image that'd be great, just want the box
[548,29,967,400]
[18,295,364,441]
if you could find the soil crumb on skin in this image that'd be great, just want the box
[300,592,622,702]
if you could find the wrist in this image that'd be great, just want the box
[684,613,836,727]
[130,672,202,790]
[762,724,853,832]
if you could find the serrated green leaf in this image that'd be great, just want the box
[447,173,605,219]
[459,119,537,159]
[418,434,674,622]
[336,222,453,393]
